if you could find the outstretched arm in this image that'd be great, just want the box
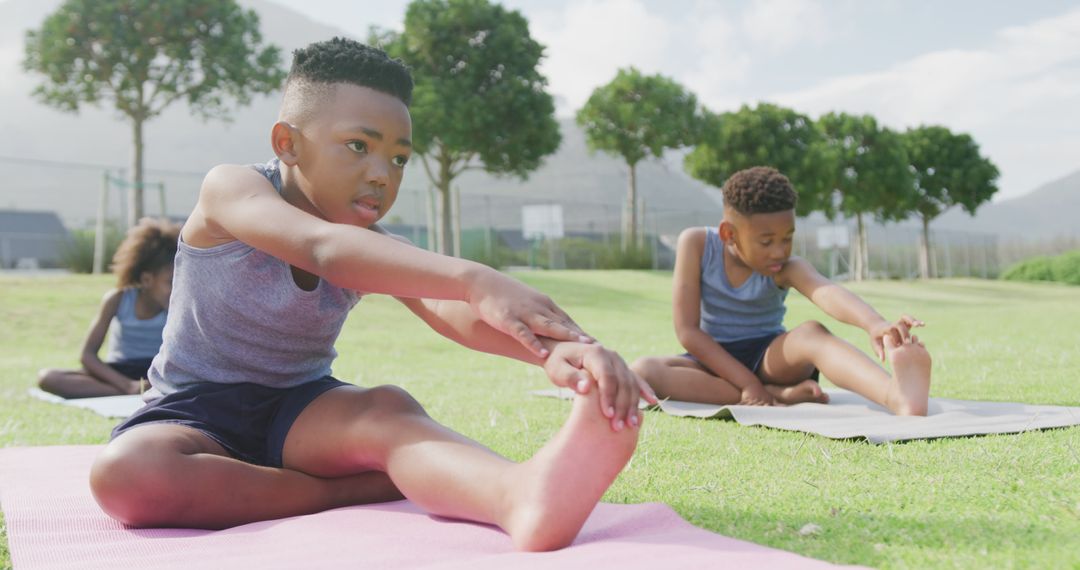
[189,164,585,357]
[399,295,655,430]
[672,228,773,405]
[781,258,924,361]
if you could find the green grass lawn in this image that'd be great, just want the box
[1,272,1078,569]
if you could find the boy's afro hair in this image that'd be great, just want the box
[722,166,798,215]
[288,37,413,105]
[111,218,181,288]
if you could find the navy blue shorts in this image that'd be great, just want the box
[684,332,820,381]
[107,358,154,381]
[111,377,349,467]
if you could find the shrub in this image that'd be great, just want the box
[465,243,528,270]
[1050,250,1080,285]
[558,238,652,269]
[60,225,124,274]
[1001,251,1080,285]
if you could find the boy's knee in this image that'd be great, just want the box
[794,320,830,338]
[90,445,185,527]
[629,357,659,381]
[37,369,60,392]
[364,384,426,419]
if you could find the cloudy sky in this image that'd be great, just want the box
[268,0,1080,201]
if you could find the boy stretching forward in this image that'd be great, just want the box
[91,38,655,552]
[632,167,931,415]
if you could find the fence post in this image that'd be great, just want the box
[484,195,493,259]
[942,232,952,277]
[425,186,437,252]
[411,188,421,246]
[158,182,167,219]
[93,171,110,274]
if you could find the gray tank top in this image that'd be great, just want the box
[147,159,360,395]
[105,287,167,362]
[699,227,787,343]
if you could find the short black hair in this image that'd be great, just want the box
[282,37,413,122]
[722,166,797,216]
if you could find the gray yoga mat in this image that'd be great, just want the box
[27,388,145,418]
[532,387,1080,444]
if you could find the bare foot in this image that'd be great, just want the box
[884,335,932,416]
[765,379,830,405]
[501,389,640,551]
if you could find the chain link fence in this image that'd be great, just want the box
[2,158,1075,278]
[384,186,1019,278]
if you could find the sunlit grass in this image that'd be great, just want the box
[1,273,1077,569]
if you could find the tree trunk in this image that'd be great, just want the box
[129,117,145,228]
[918,214,932,279]
[623,161,638,251]
[452,184,461,258]
[854,212,866,282]
[437,149,453,256]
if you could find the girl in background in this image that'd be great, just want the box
[38,218,179,398]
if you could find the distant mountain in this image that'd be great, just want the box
[0,0,721,235]
[0,0,341,224]
[932,169,1080,239]
[0,0,1071,241]
[443,119,724,234]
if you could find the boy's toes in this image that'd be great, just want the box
[815,384,830,403]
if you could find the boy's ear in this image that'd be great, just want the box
[718,220,736,243]
[271,121,301,166]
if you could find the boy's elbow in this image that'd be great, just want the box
[674,326,700,348]
[79,352,96,369]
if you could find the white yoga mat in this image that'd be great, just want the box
[532,388,1080,444]
[27,388,145,419]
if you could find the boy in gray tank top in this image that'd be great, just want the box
[631,167,933,416]
[93,38,656,552]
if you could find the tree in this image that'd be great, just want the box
[23,0,286,227]
[684,103,830,216]
[377,0,560,256]
[577,68,700,249]
[816,112,914,281]
[903,126,999,278]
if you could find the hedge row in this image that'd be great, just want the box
[1000,250,1080,285]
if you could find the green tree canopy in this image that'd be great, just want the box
[684,102,830,216]
[576,67,700,249]
[816,112,914,281]
[378,0,560,255]
[23,0,285,227]
[903,125,1000,278]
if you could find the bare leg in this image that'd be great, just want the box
[38,368,132,398]
[92,384,639,552]
[630,356,741,405]
[90,423,402,528]
[285,384,639,551]
[759,321,931,416]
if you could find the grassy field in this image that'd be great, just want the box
[1,272,1078,569]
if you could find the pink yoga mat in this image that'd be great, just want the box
[0,446,863,569]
